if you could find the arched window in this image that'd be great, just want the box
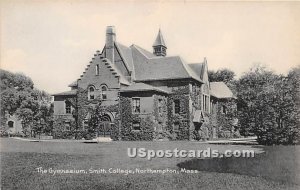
[100,85,108,100]
[88,86,95,100]
[101,86,107,91]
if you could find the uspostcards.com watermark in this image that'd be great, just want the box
[128,148,255,160]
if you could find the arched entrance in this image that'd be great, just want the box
[98,114,113,137]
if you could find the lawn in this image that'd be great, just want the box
[0,138,299,190]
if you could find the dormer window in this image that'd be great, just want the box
[88,86,95,100]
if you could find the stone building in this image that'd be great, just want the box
[52,26,237,140]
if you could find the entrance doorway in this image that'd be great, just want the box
[98,114,112,137]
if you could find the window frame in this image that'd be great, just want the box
[158,98,163,114]
[100,84,108,100]
[132,98,141,113]
[65,101,72,114]
[96,64,100,75]
[88,86,96,100]
[174,99,180,114]
[173,122,179,132]
[132,122,141,131]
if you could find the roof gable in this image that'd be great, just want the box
[210,82,236,99]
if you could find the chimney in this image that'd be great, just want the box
[105,26,116,64]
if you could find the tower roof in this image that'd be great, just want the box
[153,29,167,47]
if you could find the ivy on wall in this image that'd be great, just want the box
[166,85,191,140]
[118,96,154,141]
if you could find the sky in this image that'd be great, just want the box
[1,0,299,94]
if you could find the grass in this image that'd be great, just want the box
[1,138,299,190]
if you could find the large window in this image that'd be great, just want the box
[132,98,140,113]
[88,86,95,100]
[174,99,180,114]
[65,101,71,114]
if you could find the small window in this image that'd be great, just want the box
[65,121,71,131]
[221,105,227,114]
[202,95,209,113]
[101,86,107,91]
[174,99,180,114]
[158,99,163,114]
[65,101,71,114]
[88,86,95,100]
[83,120,89,130]
[173,122,179,132]
[132,98,140,113]
[96,64,100,75]
[101,85,108,100]
[132,122,141,131]
[8,121,14,128]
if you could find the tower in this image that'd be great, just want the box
[153,29,167,57]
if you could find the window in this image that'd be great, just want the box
[158,99,163,114]
[173,122,179,132]
[101,85,108,100]
[8,121,14,128]
[174,99,180,114]
[83,120,89,130]
[88,86,95,100]
[132,98,140,113]
[65,121,71,131]
[196,94,200,106]
[132,122,141,131]
[65,101,71,114]
[221,105,227,114]
[96,64,100,75]
[202,95,209,113]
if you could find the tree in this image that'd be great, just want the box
[208,69,235,83]
[208,68,238,96]
[0,69,53,136]
[237,65,300,145]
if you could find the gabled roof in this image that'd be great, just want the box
[115,42,134,72]
[131,44,156,59]
[153,29,167,47]
[210,82,236,99]
[52,90,77,96]
[130,45,203,83]
[120,83,170,94]
[188,63,205,80]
